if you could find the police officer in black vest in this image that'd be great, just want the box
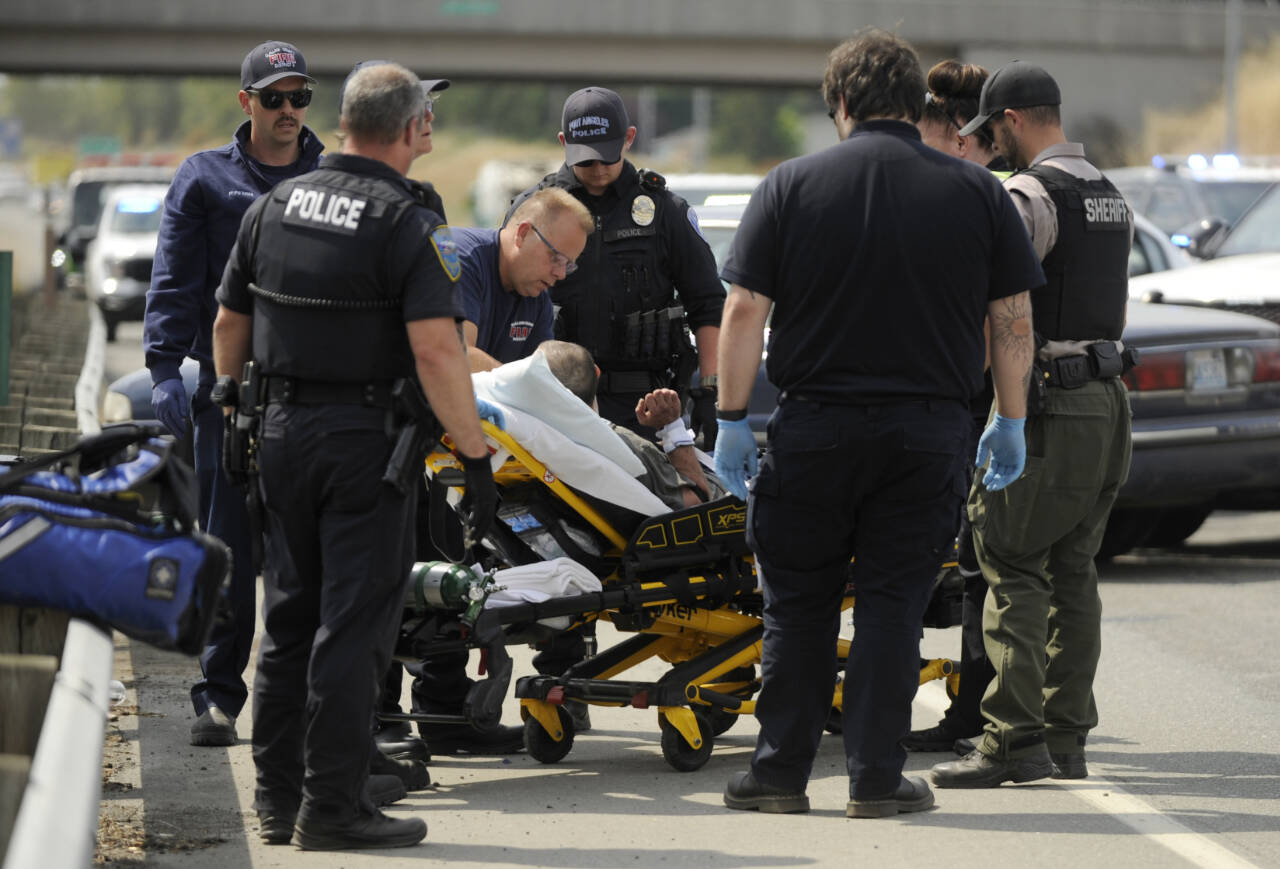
[213,62,498,850]
[505,87,726,709]
[507,87,725,441]
[932,61,1134,789]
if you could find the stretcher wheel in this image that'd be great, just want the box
[660,712,714,772]
[524,707,575,764]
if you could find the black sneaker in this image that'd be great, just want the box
[931,746,1054,789]
[421,723,525,756]
[257,813,296,845]
[1050,752,1088,779]
[723,770,810,814]
[901,723,966,752]
[190,706,236,747]
[370,749,432,791]
[847,776,935,818]
[293,810,426,851]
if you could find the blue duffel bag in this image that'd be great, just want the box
[0,423,230,655]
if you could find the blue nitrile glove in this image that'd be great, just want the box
[151,378,189,439]
[975,413,1026,492]
[476,398,505,430]
[713,417,758,500]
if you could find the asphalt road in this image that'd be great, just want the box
[94,330,1280,869]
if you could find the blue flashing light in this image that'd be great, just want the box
[1151,154,1166,169]
[117,196,161,214]
[1186,153,1209,171]
[1212,153,1241,171]
[1170,233,1191,248]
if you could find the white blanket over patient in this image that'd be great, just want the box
[471,353,669,518]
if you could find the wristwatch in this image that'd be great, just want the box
[715,406,747,421]
[700,374,719,388]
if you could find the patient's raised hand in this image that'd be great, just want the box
[635,389,682,428]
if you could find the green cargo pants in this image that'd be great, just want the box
[969,377,1132,759]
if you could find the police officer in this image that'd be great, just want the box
[506,86,725,441]
[212,62,497,850]
[932,62,1133,788]
[506,87,726,708]
[144,40,324,748]
[713,29,1043,818]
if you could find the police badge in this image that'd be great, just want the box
[430,224,462,281]
[631,194,656,227]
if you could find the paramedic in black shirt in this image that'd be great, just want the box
[213,62,496,851]
[713,28,1043,818]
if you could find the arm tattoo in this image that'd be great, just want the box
[991,294,1034,367]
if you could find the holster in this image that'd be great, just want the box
[381,379,441,497]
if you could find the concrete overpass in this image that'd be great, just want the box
[3,0,1280,132]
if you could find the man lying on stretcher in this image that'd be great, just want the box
[532,340,726,509]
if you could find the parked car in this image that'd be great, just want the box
[664,173,762,208]
[1107,159,1279,240]
[699,198,1280,558]
[101,359,199,425]
[1129,184,1280,326]
[84,184,168,342]
[54,164,174,288]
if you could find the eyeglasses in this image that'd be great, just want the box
[530,225,579,275]
[247,87,313,110]
[573,157,621,169]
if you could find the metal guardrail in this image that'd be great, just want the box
[2,620,112,869]
[0,298,110,867]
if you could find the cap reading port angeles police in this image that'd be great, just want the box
[241,41,316,90]
[958,61,1061,137]
[337,60,452,115]
[561,87,630,165]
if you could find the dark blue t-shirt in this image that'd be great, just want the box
[454,227,553,363]
[721,120,1045,405]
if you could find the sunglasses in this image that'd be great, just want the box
[530,224,579,275]
[248,87,313,110]
[573,157,621,169]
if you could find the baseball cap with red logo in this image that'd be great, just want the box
[241,41,316,90]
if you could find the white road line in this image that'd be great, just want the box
[915,682,1262,869]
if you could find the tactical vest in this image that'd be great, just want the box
[541,166,681,375]
[248,163,439,383]
[1021,164,1130,342]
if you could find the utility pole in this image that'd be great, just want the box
[1224,0,1242,153]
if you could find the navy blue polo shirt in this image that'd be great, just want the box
[454,227,553,363]
[722,120,1044,405]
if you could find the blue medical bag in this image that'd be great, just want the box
[0,424,230,655]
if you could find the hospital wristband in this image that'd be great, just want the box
[658,419,696,453]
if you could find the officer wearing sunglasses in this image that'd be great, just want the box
[142,40,325,753]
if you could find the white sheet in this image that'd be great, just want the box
[471,356,670,518]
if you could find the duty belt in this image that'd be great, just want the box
[1042,341,1138,389]
[264,377,394,408]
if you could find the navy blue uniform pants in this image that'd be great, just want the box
[747,398,969,798]
[252,404,414,825]
[190,395,256,719]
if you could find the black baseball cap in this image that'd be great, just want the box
[957,61,1061,137]
[338,60,451,115]
[241,41,315,90]
[561,87,630,165]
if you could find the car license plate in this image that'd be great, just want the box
[1187,348,1227,390]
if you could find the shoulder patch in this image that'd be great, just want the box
[687,206,706,241]
[430,224,462,282]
